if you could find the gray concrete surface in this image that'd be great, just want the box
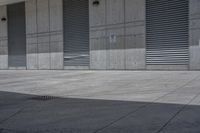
[0,71,200,133]
[1,0,200,70]
[189,0,200,70]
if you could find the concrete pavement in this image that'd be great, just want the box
[0,71,200,133]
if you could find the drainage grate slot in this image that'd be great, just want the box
[29,96,58,101]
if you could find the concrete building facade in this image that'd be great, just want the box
[0,0,199,70]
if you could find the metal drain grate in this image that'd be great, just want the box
[29,96,58,101]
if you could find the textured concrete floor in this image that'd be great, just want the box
[0,70,200,133]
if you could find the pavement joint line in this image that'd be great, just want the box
[0,109,23,125]
[152,74,200,103]
[93,74,200,133]
[0,99,30,125]
[155,89,200,133]
[93,103,148,133]
[1,72,200,132]
[0,128,25,133]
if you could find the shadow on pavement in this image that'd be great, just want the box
[0,91,200,133]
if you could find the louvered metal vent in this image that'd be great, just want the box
[8,2,26,67]
[63,0,89,67]
[146,0,189,65]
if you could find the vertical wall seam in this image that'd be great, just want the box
[25,2,27,70]
[24,2,27,70]
[5,5,8,69]
[48,0,51,70]
[6,5,8,69]
[105,0,109,69]
[124,0,126,69]
[36,0,39,70]
[88,0,90,69]
[6,5,9,69]
[188,0,190,70]
[145,0,147,69]
[61,0,64,69]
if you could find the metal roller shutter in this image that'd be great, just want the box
[146,0,189,65]
[8,2,26,67]
[63,0,89,67]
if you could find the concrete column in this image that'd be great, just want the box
[49,0,63,69]
[90,0,126,70]
[90,0,146,70]
[106,0,125,70]
[125,0,146,70]
[89,0,107,69]
[26,0,64,70]
[189,0,200,70]
[37,0,50,69]
[26,0,38,69]
[0,5,8,69]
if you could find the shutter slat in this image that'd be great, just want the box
[146,0,189,65]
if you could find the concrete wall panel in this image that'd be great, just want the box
[27,47,38,69]
[107,28,125,69]
[90,27,107,69]
[190,0,200,16]
[0,5,8,69]
[37,0,51,69]
[190,30,200,46]
[37,0,49,33]
[106,0,124,25]
[125,35,145,69]
[49,0,63,69]
[189,0,200,70]
[125,48,145,70]
[50,34,63,69]
[49,0,63,31]
[89,0,146,70]
[89,0,106,27]
[90,27,106,39]
[90,38,107,69]
[37,36,50,69]
[125,0,146,70]
[190,46,200,70]
[25,0,37,34]
[25,0,64,70]
[125,0,145,22]
[26,0,38,69]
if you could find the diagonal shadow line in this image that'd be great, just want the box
[156,91,200,133]
[93,74,200,133]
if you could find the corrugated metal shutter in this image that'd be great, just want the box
[63,0,89,67]
[146,0,189,65]
[8,2,26,67]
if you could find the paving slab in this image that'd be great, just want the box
[0,71,200,133]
